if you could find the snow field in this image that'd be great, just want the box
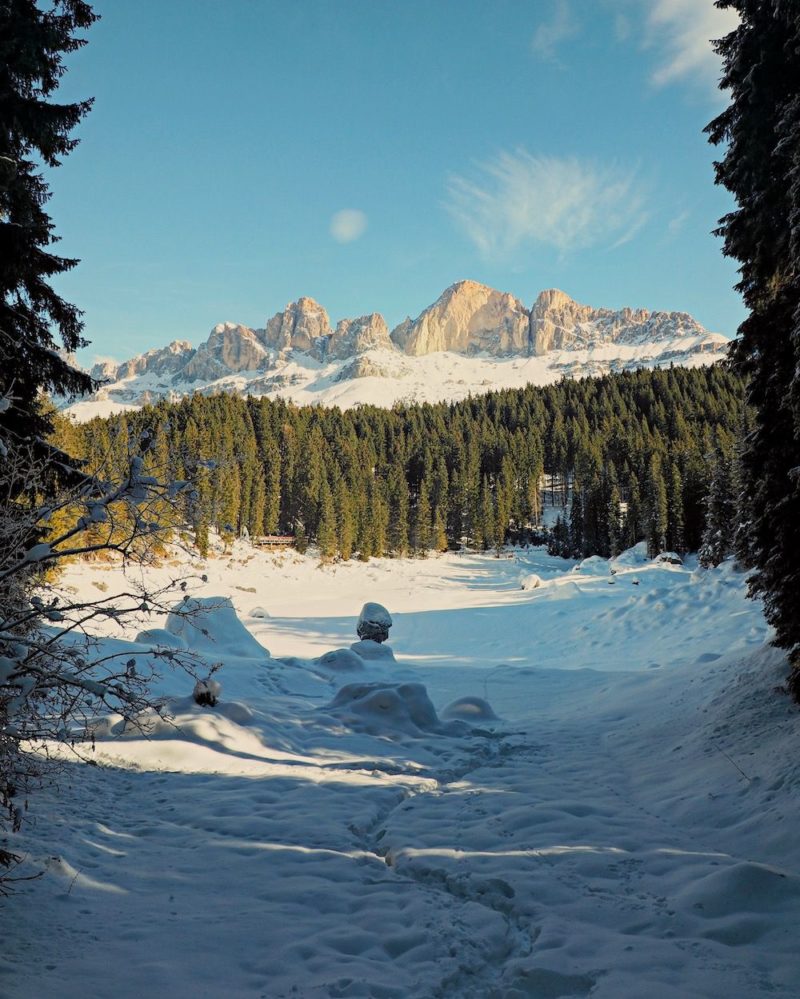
[3,542,799,998]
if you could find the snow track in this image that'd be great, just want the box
[4,545,799,998]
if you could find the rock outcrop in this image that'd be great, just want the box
[263,297,331,356]
[327,313,394,360]
[182,323,269,382]
[529,289,712,356]
[391,280,531,356]
[91,340,195,383]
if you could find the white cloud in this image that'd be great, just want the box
[445,150,649,258]
[330,209,368,244]
[531,0,579,62]
[644,0,739,89]
[667,209,690,237]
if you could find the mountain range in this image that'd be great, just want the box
[66,281,729,420]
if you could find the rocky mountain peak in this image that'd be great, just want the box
[328,313,392,360]
[67,282,729,420]
[391,280,531,356]
[264,297,332,355]
[181,323,269,382]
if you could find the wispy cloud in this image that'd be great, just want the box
[445,150,649,259]
[667,209,690,237]
[531,0,579,63]
[643,0,739,90]
[330,209,368,244]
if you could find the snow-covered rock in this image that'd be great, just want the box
[193,677,221,707]
[440,695,499,722]
[519,572,542,590]
[356,602,392,643]
[655,551,684,566]
[323,681,444,736]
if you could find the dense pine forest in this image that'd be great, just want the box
[56,364,746,563]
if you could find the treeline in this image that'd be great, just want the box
[55,365,746,561]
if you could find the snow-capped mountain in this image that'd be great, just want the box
[66,281,729,420]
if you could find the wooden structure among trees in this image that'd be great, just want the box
[254,535,295,549]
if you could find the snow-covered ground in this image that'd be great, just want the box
[4,543,799,998]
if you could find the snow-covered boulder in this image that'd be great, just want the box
[655,551,683,566]
[315,648,365,671]
[135,627,188,651]
[250,606,270,619]
[323,681,441,736]
[356,602,392,643]
[350,639,396,662]
[440,696,499,722]
[519,572,541,591]
[193,677,221,707]
[166,596,270,658]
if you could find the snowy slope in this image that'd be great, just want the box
[5,544,799,998]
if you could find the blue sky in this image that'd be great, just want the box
[48,0,743,364]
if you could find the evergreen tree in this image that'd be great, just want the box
[0,0,98,446]
[317,479,337,561]
[412,478,432,555]
[707,1,800,689]
[667,462,686,554]
[433,505,448,552]
[699,448,737,567]
[335,477,355,561]
[645,455,668,557]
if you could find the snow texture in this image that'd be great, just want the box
[5,542,800,999]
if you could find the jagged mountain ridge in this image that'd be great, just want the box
[68,281,728,420]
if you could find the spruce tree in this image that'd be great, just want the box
[412,478,432,555]
[707,1,800,688]
[0,0,98,445]
[317,479,338,561]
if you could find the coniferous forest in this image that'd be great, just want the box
[55,364,746,563]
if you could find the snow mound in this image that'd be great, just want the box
[135,627,188,650]
[250,606,270,619]
[315,648,365,671]
[350,639,396,662]
[519,572,541,591]
[166,596,270,659]
[612,542,649,566]
[440,696,499,722]
[214,700,256,725]
[324,681,446,736]
[573,555,610,576]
